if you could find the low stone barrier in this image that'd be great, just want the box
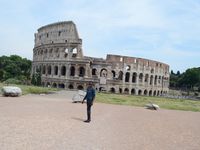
[2,86,22,97]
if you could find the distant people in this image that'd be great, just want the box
[82,82,96,123]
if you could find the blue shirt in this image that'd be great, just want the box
[84,87,95,104]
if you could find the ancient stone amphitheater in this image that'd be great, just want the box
[32,21,169,96]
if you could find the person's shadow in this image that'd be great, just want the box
[71,117,85,122]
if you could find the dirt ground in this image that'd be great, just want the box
[0,91,200,150]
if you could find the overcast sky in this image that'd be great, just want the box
[0,0,200,73]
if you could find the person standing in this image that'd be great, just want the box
[82,82,96,123]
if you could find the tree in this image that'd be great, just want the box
[0,55,32,83]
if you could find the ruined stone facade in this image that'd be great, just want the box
[32,21,170,96]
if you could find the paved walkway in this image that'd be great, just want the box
[0,91,200,150]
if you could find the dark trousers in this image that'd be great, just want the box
[87,103,92,121]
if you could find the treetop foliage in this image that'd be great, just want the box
[170,67,200,91]
[0,55,32,83]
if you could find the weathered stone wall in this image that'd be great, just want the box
[32,21,170,96]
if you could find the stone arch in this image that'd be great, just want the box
[118,71,123,80]
[158,76,161,84]
[72,48,77,57]
[61,66,66,76]
[150,75,153,85]
[119,88,122,93]
[110,87,115,93]
[153,90,157,96]
[52,83,57,88]
[145,74,149,82]
[149,90,152,96]
[112,70,116,79]
[144,89,148,96]
[47,66,51,75]
[139,73,143,83]
[68,84,74,89]
[125,72,130,82]
[132,72,137,83]
[42,66,46,74]
[138,89,142,95]
[79,67,85,77]
[126,65,131,71]
[154,75,158,85]
[58,83,65,88]
[77,85,84,90]
[92,68,97,75]
[99,87,106,92]
[124,88,129,94]
[47,82,51,87]
[54,66,58,75]
[157,91,160,96]
[70,66,75,76]
[100,68,107,77]
[131,88,136,95]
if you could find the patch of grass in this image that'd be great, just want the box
[96,93,200,112]
[0,83,58,95]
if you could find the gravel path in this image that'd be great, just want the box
[0,91,200,150]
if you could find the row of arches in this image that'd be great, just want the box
[109,87,167,96]
[44,82,84,90]
[41,65,85,77]
[92,68,168,86]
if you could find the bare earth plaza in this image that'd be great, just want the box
[0,92,200,150]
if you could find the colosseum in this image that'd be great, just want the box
[32,21,170,96]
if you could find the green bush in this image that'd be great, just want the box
[3,78,22,84]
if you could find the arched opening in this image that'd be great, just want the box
[132,72,137,83]
[70,66,75,76]
[47,66,51,75]
[145,74,149,83]
[157,91,160,96]
[99,87,106,92]
[124,88,129,94]
[77,85,84,90]
[149,90,152,96]
[52,83,57,88]
[110,87,115,93]
[154,75,158,85]
[58,83,65,89]
[126,65,131,71]
[118,71,123,80]
[150,75,153,85]
[112,70,116,79]
[139,73,143,83]
[42,66,46,74]
[158,76,161,84]
[68,84,74,89]
[138,90,142,95]
[144,90,148,96]
[100,69,107,77]
[92,68,97,75]
[153,90,157,96]
[125,72,130,82]
[54,66,58,75]
[65,48,68,58]
[61,66,66,76]
[119,88,122,93]
[47,82,51,87]
[72,48,77,57]
[131,89,136,95]
[79,67,85,77]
